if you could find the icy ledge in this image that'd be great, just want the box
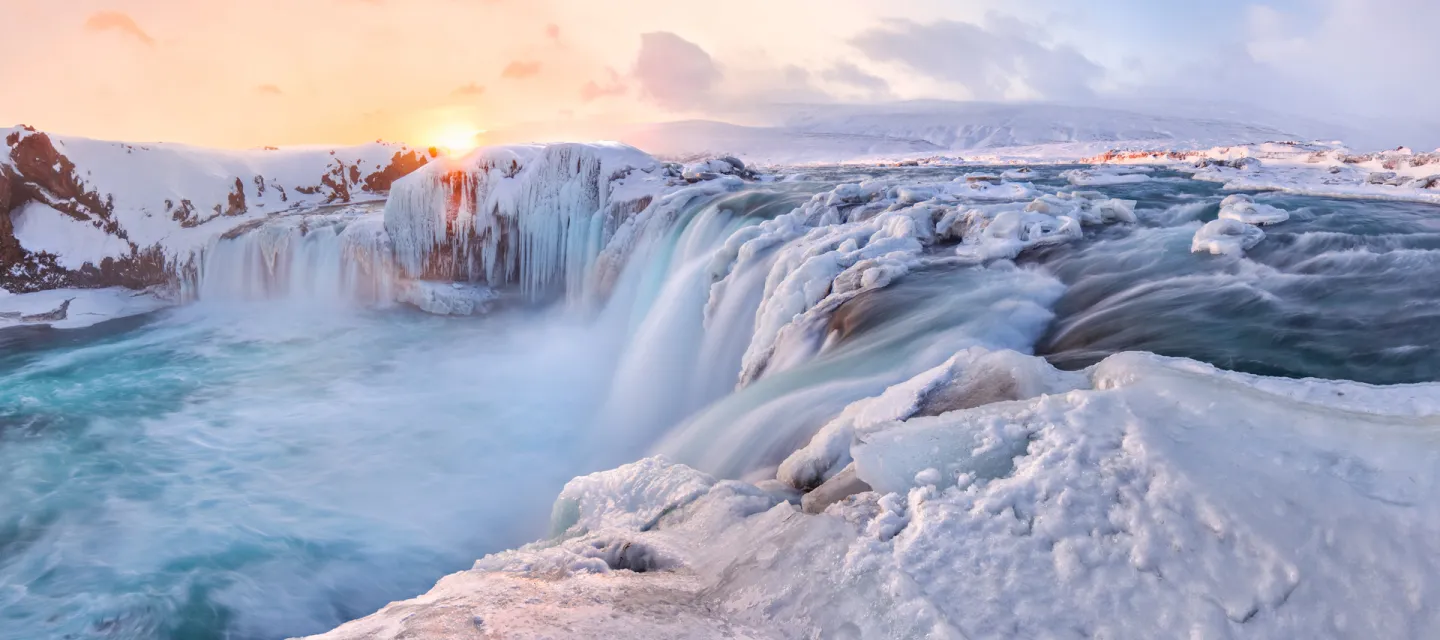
[304,350,1440,640]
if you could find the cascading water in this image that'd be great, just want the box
[7,151,1440,640]
[189,206,399,307]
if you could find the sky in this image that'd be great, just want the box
[1,0,1436,150]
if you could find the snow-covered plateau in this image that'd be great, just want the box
[5,117,1440,640]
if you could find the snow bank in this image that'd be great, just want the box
[0,286,170,329]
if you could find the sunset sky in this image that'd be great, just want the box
[2,0,1436,149]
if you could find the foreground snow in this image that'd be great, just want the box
[307,350,1440,640]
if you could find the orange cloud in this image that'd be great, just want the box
[501,61,542,80]
[256,84,284,96]
[83,11,155,47]
[546,24,560,41]
[452,82,486,97]
[581,69,627,102]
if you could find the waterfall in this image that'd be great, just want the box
[194,208,398,306]
[185,145,1129,481]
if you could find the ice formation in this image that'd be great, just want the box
[382,143,662,299]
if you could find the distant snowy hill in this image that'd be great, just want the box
[0,126,434,293]
[773,101,1302,152]
[482,101,1308,164]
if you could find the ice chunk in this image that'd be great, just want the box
[1191,218,1266,255]
[1218,193,1290,225]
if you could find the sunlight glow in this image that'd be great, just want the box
[430,124,485,156]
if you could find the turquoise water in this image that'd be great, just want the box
[0,303,620,639]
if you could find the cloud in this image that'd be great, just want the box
[256,84,284,96]
[821,62,891,98]
[501,61,542,80]
[83,11,155,47]
[633,32,720,110]
[546,24,560,41]
[452,82,486,97]
[580,69,627,102]
[1120,0,1440,149]
[852,16,1102,101]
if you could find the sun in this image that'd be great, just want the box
[430,124,485,156]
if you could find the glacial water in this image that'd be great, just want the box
[3,167,1439,639]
